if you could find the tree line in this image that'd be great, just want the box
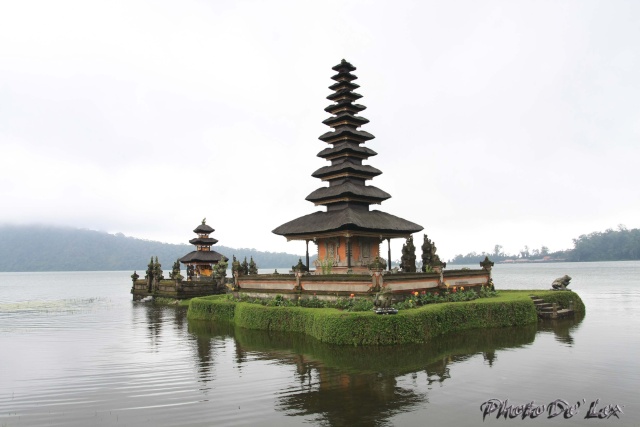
[448,225,640,264]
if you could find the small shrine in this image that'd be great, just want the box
[179,219,228,280]
[272,59,423,273]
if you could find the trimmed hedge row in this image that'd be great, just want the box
[188,295,236,322]
[186,291,585,346]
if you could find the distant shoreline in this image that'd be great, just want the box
[449,259,640,266]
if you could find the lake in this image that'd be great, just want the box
[1,261,638,426]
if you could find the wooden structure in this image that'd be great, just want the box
[179,219,228,280]
[272,60,423,273]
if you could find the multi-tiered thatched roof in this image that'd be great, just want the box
[273,60,422,240]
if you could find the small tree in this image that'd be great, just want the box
[400,236,417,272]
[248,257,258,275]
[146,257,154,280]
[153,256,164,281]
[213,258,229,279]
[169,259,181,280]
[231,255,242,276]
[217,258,228,278]
[146,257,154,291]
[241,257,249,275]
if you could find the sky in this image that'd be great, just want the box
[1,0,639,262]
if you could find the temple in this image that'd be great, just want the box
[179,219,228,280]
[131,218,229,300]
[273,59,423,273]
[132,61,493,301]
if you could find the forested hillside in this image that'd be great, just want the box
[0,225,310,272]
[448,226,640,264]
[570,226,640,261]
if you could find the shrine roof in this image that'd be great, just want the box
[318,127,375,143]
[193,224,214,234]
[189,237,219,245]
[322,113,369,127]
[179,250,228,264]
[306,182,391,203]
[332,59,356,72]
[327,90,363,102]
[324,101,366,114]
[316,142,377,159]
[311,163,382,179]
[272,208,423,237]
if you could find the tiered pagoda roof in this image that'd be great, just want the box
[179,219,227,264]
[273,60,423,239]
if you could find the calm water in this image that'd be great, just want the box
[0,262,639,426]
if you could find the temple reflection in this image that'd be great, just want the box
[183,312,583,426]
[228,324,541,426]
[187,320,235,389]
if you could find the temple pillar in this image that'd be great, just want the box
[305,240,310,271]
[387,238,391,271]
[346,236,352,268]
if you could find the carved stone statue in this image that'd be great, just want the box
[421,234,434,270]
[374,289,392,309]
[480,256,495,271]
[369,256,385,271]
[551,275,571,290]
[400,236,417,272]
[292,258,306,273]
[421,234,446,271]
[373,287,398,314]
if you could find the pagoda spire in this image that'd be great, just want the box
[306,59,391,210]
[273,60,422,248]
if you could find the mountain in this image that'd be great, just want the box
[0,225,311,272]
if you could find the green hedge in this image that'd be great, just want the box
[186,291,583,346]
[188,295,236,322]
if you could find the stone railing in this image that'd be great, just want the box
[235,269,491,299]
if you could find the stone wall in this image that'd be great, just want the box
[235,269,491,298]
[130,279,228,300]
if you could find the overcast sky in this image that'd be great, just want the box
[1,0,639,261]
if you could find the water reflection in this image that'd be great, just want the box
[537,312,585,345]
[186,320,234,390]
[185,316,583,427]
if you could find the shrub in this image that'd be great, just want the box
[299,296,327,308]
[349,297,374,312]
[185,290,573,346]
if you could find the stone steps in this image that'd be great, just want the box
[529,295,575,319]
